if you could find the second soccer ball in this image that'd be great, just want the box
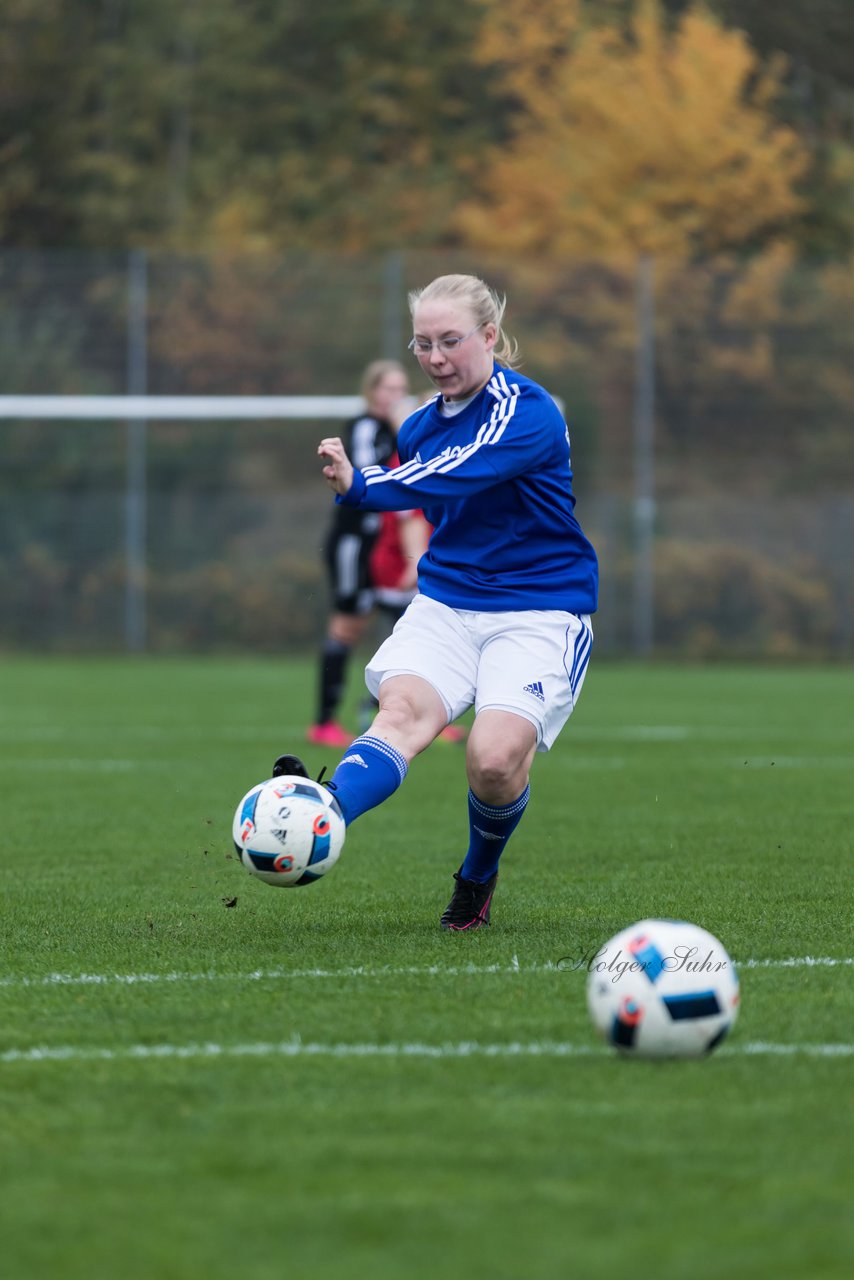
[586,918,740,1058]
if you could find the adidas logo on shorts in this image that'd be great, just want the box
[522,680,545,702]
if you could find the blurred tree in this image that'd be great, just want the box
[712,0,854,94]
[188,0,498,251]
[601,0,854,95]
[0,0,500,251]
[654,0,854,254]
[0,0,205,245]
[3,0,852,254]
[456,0,808,257]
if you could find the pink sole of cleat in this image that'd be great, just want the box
[306,723,353,748]
[438,725,467,744]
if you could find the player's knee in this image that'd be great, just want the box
[373,683,445,758]
[467,732,535,802]
[467,745,517,797]
[373,691,420,744]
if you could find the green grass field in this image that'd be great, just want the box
[1,657,852,1280]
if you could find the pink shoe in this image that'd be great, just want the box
[306,722,353,748]
[438,725,467,744]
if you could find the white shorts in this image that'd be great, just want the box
[365,594,593,752]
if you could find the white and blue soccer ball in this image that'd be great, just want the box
[232,776,345,888]
[586,919,740,1058]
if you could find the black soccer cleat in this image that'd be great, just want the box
[271,753,310,779]
[440,868,498,931]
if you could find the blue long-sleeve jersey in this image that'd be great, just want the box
[336,364,598,613]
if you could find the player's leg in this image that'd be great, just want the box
[323,674,448,825]
[357,599,401,732]
[280,596,475,822]
[310,532,374,747]
[322,595,478,826]
[314,610,370,737]
[465,709,538,806]
[439,711,536,930]
[441,611,593,930]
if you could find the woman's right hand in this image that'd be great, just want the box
[318,437,355,495]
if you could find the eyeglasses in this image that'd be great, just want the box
[407,323,484,356]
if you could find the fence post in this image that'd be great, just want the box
[125,248,148,653]
[633,254,656,656]
[382,251,404,358]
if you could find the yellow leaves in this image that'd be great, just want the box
[457,0,809,258]
[470,0,581,93]
[719,244,795,327]
[206,199,277,254]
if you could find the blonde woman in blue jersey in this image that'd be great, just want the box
[274,274,598,930]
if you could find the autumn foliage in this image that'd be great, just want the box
[456,0,808,257]
[0,0,844,258]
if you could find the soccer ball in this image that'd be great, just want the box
[232,776,345,888]
[586,919,740,1058]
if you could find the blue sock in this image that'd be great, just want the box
[328,735,408,825]
[460,785,530,884]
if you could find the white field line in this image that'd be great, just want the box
[739,956,854,969]
[1,1038,852,1065]
[0,955,852,991]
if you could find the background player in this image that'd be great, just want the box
[307,359,410,748]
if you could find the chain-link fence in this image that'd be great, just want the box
[1,249,852,656]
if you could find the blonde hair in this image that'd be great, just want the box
[407,274,520,368]
[360,358,407,399]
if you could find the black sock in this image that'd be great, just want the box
[318,638,349,723]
